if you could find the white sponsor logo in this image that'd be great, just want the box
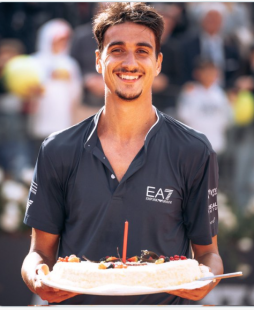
[146,186,173,204]
[208,202,218,213]
[26,199,33,211]
[30,181,38,195]
[208,188,217,199]
[210,217,216,225]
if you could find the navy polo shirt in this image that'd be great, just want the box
[24,107,219,305]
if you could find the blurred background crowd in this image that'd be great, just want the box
[0,2,254,306]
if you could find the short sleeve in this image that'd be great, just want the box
[23,141,65,234]
[183,150,219,245]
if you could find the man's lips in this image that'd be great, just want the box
[116,73,142,81]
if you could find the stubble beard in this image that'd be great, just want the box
[115,90,142,101]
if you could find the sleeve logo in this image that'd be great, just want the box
[26,199,33,212]
[30,181,38,195]
[208,188,217,199]
[208,202,218,213]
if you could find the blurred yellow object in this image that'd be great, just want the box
[3,55,42,98]
[233,91,254,125]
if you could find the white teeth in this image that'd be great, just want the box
[120,74,139,80]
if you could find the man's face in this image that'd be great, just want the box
[202,10,223,36]
[195,66,218,87]
[96,22,162,102]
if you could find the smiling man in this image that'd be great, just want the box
[97,22,161,102]
[21,2,223,305]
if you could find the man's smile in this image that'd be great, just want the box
[116,73,142,82]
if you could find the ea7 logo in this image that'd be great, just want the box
[146,186,173,204]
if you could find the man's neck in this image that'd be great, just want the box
[97,97,157,143]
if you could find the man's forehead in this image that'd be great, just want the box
[103,22,156,48]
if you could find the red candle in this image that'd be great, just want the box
[122,221,129,263]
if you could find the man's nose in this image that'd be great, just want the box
[122,52,138,70]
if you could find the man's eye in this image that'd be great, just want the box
[112,48,123,53]
[137,49,148,54]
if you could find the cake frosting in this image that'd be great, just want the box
[47,256,207,289]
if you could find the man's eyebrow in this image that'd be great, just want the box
[108,41,125,49]
[136,42,153,49]
[108,41,153,49]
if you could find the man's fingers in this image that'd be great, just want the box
[40,292,79,303]
[53,293,79,303]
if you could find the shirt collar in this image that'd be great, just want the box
[84,105,163,152]
[201,32,222,44]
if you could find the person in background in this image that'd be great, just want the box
[182,3,241,89]
[226,44,254,211]
[70,3,109,120]
[176,58,233,190]
[151,3,183,115]
[28,19,82,163]
[176,58,233,155]
[0,39,32,180]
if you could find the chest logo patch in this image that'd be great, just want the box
[146,186,173,204]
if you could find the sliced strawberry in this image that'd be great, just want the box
[57,257,65,263]
[106,256,118,262]
[127,256,139,262]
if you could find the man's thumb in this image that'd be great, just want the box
[37,264,49,277]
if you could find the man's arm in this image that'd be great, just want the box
[21,228,79,303]
[168,235,223,301]
[192,235,223,278]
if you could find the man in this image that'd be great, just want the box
[182,3,241,88]
[21,2,223,305]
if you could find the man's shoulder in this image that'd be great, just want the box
[161,112,215,154]
[41,115,95,156]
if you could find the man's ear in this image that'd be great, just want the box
[155,52,163,76]
[95,50,102,74]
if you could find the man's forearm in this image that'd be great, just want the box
[196,252,223,275]
[195,252,224,290]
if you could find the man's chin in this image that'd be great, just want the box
[115,90,142,101]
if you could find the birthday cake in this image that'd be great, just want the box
[46,251,209,289]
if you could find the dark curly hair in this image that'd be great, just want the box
[93,2,164,58]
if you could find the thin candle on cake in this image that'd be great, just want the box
[122,221,129,263]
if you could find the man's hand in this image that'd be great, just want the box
[33,263,79,303]
[169,236,223,301]
[167,236,223,301]
[22,229,80,304]
[167,281,215,301]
